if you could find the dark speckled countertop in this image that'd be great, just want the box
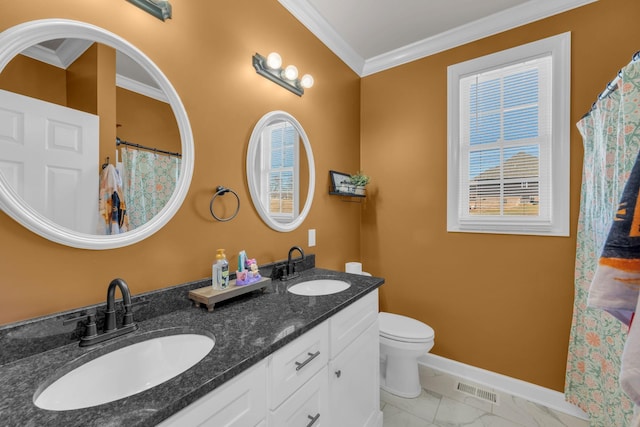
[0,265,383,427]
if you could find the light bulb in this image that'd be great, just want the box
[283,65,298,81]
[266,52,282,69]
[300,74,314,89]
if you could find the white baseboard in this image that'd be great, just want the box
[418,354,588,420]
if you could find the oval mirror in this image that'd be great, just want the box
[0,19,194,249]
[246,111,315,232]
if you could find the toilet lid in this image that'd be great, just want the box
[379,312,434,343]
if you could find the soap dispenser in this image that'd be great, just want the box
[212,249,230,290]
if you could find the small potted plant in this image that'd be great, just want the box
[349,171,370,195]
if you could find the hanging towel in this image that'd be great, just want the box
[98,164,129,235]
[589,150,640,405]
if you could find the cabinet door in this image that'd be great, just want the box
[329,322,380,427]
[157,360,267,427]
[330,290,378,358]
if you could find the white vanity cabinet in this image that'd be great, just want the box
[158,289,380,427]
[268,289,381,427]
[157,359,267,427]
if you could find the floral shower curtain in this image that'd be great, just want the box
[565,61,640,425]
[121,147,181,230]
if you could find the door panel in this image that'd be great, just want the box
[0,89,99,233]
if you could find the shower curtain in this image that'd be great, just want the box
[121,147,180,230]
[565,61,640,425]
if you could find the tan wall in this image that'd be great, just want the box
[116,87,181,154]
[0,1,361,324]
[361,0,638,391]
[0,54,66,104]
[66,43,99,115]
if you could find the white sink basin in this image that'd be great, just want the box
[34,332,214,411]
[287,279,350,296]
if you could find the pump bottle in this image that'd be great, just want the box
[212,249,230,290]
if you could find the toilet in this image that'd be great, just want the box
[379,312,435,398]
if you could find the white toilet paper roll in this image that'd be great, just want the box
[345,262,363,274]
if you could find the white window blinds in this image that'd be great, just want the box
[261,122,299,219]
[460,57,551,220]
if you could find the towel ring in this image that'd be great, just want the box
[209,186,240,222]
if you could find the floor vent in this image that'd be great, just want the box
[455,381,499,404]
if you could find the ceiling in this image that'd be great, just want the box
[278,0,597,76]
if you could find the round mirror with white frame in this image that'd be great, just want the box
[0,19,194,249]
[246,111,315,232]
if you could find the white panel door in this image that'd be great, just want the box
[0,89,99,233]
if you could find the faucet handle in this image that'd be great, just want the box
[122,306,135,327]
[272,263,287,280]
[63,309,98,338]
[63,309,97,325]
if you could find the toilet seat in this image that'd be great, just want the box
[379,312,434,343]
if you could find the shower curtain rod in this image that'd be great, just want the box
[584,50,640,118]
[115,137,182,158]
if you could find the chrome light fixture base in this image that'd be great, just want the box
[127,0,172,21]
[253,53,304,97]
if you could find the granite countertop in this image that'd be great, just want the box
[0,267,383,426]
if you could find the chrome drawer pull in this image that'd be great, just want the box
[295,351,320,371]
[306,413,320,427]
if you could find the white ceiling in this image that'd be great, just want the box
[278,0,597,76]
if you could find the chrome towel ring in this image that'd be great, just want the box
[209,186,240,222]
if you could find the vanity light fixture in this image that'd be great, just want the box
[252,52,314,97]
[126,0,172,21]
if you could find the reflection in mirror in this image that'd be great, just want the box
[247,111,314,232]
[0,39,181,234]
[0,19,194,249]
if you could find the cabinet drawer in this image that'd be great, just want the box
[157,360,267,427]
[329,290,378,358]
[269,321,329,409]
[269,367,328,427]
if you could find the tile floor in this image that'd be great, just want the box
[381,365,589,427]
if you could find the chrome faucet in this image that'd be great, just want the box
[65,278,138,347]
[283,246,305,280]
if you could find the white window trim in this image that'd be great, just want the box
[447,32,570,236]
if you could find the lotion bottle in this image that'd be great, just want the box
[212,249,230,290]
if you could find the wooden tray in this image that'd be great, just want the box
[188,277,271,312]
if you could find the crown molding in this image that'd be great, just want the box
[278,0,597,77]
[362,0,596,76]
[20,38,92,69]
[116,74,168,103]
[278,0,364,74]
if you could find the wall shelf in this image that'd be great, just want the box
[329,186,366,202]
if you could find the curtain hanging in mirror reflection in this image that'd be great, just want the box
[565,58,640,426]
[121,147,181,230]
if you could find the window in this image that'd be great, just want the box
[260,121,299,221]
[447,33,570,236]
